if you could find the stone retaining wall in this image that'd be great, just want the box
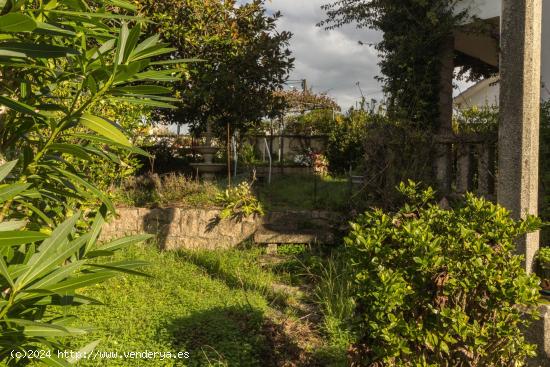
[100,207,341,250]
[100,207,261,250]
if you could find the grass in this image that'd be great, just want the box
[257,175,349,211]
[49,243,350,366]
[110,173,351,212]
[110,174,221,208]
[271,245,356,354]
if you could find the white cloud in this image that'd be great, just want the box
[262,0,384,110]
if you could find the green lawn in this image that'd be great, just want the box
[50,243,348,366]
[257,175,350,211]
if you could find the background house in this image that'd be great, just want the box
[454,0,550,108]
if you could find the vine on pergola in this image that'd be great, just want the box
[274,89,341,114]
[319,0,497,131]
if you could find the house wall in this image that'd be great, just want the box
[455,78,500,108]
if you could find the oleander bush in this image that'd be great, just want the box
[345,181,542,366]
[0,0,184,364]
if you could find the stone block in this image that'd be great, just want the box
[527,304,550,366]
[241,221,258,237]
[180,211,199,235]
[163,236,181,251]
[254,229,334,244]
[218,220,242,237]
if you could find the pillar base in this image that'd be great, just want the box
[527,304,550,366]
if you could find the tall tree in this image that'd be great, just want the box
[140,0,294,136]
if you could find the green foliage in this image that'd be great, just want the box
[238,142,259,167]
[320,1,495,129]
[537,248,550,270]
[325,107,371,174]
[361,121,435,208]
[81,101,153,190]
[312,254,355,349]
[453,105,498,134]
[276,90,340,135]
[140,0,294,136]
[536,248,550,285]
[216,182,264,220]
[345,181,541,366]
[285,109,336,135]
[0,161,153,365]
[0,1,184,223]
[277,244,308,257]
[0,0,182,363]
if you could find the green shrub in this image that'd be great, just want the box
[536,247,550,285]
[238,142,259,167]
[0,0,182,363]
[345,181,542,366]
[216,182,264,220]
[452,105,498,134]
[537,248,550,269]
[326,108,370,175]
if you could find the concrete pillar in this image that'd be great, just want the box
[497,0,542,273]
[456,144,471,194]
[476,143,491,198]
[435,36,455,195]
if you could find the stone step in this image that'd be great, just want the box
[254,228,334,244]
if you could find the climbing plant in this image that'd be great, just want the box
[319,0,496,130]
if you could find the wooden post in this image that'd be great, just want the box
[227,122,231,187]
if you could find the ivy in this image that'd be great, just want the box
[319,0,495,130]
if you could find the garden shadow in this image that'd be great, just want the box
[142,207,177,250]
[165,305,317,367]
[175,250,292,310]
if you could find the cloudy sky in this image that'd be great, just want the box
[261,0,385,110]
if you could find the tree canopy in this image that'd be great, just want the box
[140,0,294,136]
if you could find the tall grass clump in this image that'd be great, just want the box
[312,254,356,348]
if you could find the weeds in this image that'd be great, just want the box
[311,255,355,348]
[110,173,221,208]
